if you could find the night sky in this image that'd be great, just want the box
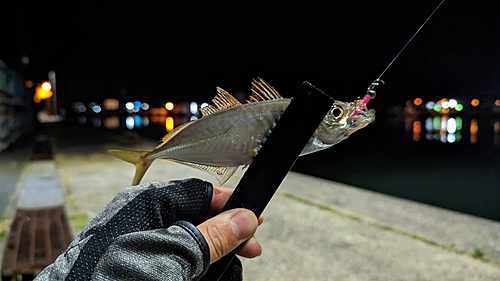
[1,1,499,107]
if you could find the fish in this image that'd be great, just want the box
[109,78,375,186]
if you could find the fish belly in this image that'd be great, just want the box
[152,100,290,166]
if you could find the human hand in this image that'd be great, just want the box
[198,186,264,264]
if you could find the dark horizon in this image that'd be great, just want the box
[1,1,499,106]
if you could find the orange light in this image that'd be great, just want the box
[166,117,174,131]
[495,100,500,107]
[494,122,500,134]
[413,98,423,106]
[471,99,479,107]
[25,80,34,88]
[441,108,450,114]
[42,82,52,91]
[165,102,174,111]
[34,85,53,102]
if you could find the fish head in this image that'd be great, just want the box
[315,95,375,145]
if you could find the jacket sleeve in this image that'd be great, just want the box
[34,179,213,281]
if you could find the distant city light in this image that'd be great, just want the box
[425,118,433,131]
[190,102,199,114]
[441,108,450,114]
[126,116,134,129]
[456,117,463,130]
[413,98,423,106]
[92,118,102,127]
[133,101,143,109]
[166,117,174,131]
[470,118,478,144]
[41,82,51,91]
[495,100,500,107]
[433,116,441,131]
[125,102,134,110]
[448,99,458,108]
[447,134,456,143]
[165,102,174,111]
[455,104,464,111]
[142,103,150,110]
[433,104,442,112]
[142,116,149,126]
[190,115,198,121]
[134,115,142,127]
[92,105,102,113]
[201,103,209,108]
[104,116,119,129]
[425,101,435,110]
[25,80,34,88]
[104,99,119,110]
[441,116,448,131]
[471,99,480,107]
[447,118,456,133]
[441,101,449,109]
[132,107,139,113]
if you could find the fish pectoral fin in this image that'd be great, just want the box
[168,159,238,185]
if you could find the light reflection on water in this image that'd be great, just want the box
[409,115,473,144]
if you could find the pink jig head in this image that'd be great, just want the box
[352,94,371,117]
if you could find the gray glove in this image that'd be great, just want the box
[35,179,242,281]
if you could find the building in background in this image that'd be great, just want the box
[0,59,33,152]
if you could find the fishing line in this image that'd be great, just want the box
[367,0,446,93]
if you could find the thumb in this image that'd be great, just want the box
[197,208,258,264]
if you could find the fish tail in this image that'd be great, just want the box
[109,150,153,186]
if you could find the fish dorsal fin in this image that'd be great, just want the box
[200,104,217,116]
[200,87,241,117]
[156,121,194,148]
[247,78,282,103]
[168,159,238,185]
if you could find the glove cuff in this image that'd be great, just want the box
[175,220,211,278]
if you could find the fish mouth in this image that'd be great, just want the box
[346,100,375,134]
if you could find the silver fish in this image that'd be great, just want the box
[110,78,375,185]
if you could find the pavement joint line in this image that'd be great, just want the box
[277,190,500,268]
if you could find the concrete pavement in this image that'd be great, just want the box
[47,137,500,280]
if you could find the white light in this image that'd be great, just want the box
[447,133,456,143]
[92,105,102,113]
[425,118,433,132]
[449,99,457,108]
[201,103,209,108]
[132,108,139,113]
[126,116,134,129]
[441,134,447,143]
[190,102,199,114]
[447,118,456,134]
[442,101,449,109]
[426,101,435,110]
[441,117,448,131]
[142,103,150,110]
[125,102,134,110]
[190,115,198,121]
[142,116,149,126]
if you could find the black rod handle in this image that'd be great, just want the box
[201,81,334,280]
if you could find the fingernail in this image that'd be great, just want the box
[230,210,257,240]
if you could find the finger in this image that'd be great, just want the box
[197,208,258,264]
[237,236,262,259]
[209,187,265,226]
[207,186,234,216]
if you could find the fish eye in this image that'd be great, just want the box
[331,106,344,119]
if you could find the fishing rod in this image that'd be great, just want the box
[367,0,446,97]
